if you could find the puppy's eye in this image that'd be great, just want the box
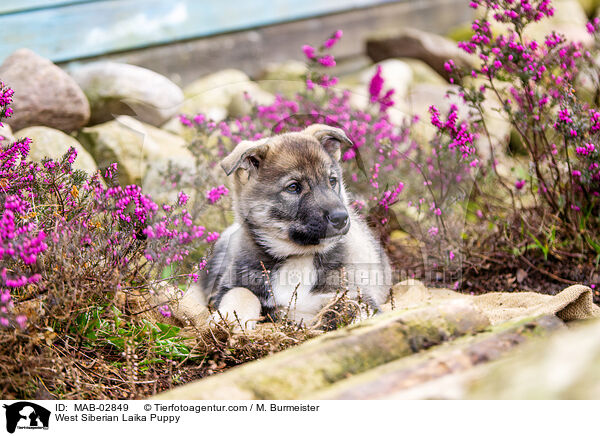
[285,182,301,194]
[329,176,338,188]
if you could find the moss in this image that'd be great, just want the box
[155,303,490,399]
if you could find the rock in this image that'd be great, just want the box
[182,69,254,120]
[0,49,90,132]
[366,28,474,80]
[227,83,275,118]
[531,0,593,45]
[345,60,413,124]
[406,83,468,142]
[401,58,447,86]
[446,23,475,43]
[161,117,197,142]
[70,62,184,127]
[578,0,599,16]
[0,123,14,146]
[359,59,413,100]
[155,301,490,399]
[14,126,99,174]
[78,115,191,186]
[256,60,308,98]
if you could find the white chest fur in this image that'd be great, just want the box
[270,256,330,324]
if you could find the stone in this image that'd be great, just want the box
[161,117,197,142]
[78,115,191,186]
[359,59,413,100]
[401,58,447,86]
[0,123,14,147]
[256,60,308,98]
[227,83,275,118]
[182,69,253,120]
[406,83,469,142]
[577,0,600,16]
[14,126,99,175]
[366,28,475,80]
[70,62,184,126]
[0,49,90,132]
[345,60,413,124]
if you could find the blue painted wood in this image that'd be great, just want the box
[0,0,400,63]
[0,1,97,15]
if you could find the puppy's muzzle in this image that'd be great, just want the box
[326,209,349,231]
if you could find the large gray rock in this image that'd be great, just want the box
[70,62,184,126]
[78,115,192,186]
[15,126,99,174]
[0,49,90,132]
[366,28,474,80]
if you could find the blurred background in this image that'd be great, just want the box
[0,0,472,83]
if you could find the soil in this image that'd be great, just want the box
[387,239,600,306]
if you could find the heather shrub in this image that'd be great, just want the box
[447,0,600,260]
[0,81,224,397]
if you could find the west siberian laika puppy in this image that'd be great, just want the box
[201,124,392,328]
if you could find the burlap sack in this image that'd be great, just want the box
[383,280,600,324]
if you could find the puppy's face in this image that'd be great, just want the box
[221,125,353,258]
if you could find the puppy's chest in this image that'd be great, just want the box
[270,255,339,313]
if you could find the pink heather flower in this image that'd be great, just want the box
[179,114,192,127]
[318,55,336,67]
[158,305,172,318]
[428,226,439,237]
[177,191,189,205]
[302,45,316,59]
[449,251,455,261]
[369,66,384,102]
[206,232,220,243]
[572,170,582,177]
[193,113,206,125]
[323,30,343,48]
[515,179,526,190]
[67,147,77,164]
[306,78,315,90]
[206,185,229,204]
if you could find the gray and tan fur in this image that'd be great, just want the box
[200,124,391,328]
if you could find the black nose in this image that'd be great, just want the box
[327,209,349,230]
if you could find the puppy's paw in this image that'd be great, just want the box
[211,287,261,332]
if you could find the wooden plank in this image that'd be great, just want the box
[0,1,96,15]
[0,0,400,63]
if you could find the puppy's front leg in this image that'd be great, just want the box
[212,287,261,332]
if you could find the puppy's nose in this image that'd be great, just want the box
[327,209,349,230]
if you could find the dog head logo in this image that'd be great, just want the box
[3,402,50,433]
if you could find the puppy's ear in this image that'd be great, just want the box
[303,124,353,161]
[220,138,270,176]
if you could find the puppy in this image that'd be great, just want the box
[201,124,391,328]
